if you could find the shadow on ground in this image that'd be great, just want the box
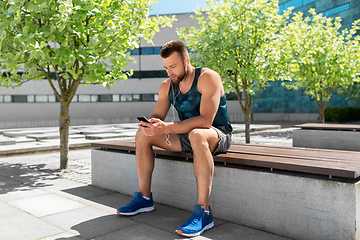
[0,162,61,194]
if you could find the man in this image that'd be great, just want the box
[117,40,232,237]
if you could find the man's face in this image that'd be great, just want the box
[162,52,187,84]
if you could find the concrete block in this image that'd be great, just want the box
[293,129,360,151]
[91,149,360,240]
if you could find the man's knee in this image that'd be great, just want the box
[136,129,149,145]
[188,129,208,148]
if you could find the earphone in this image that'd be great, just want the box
[165,61,188,146]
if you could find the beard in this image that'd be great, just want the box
[170,68,187,84]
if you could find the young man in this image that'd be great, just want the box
[117,40,232,237]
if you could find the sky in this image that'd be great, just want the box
[150,0,208,15]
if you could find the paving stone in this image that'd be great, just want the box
[0,187,49,202]
[41,232,82,240]
[0,212,63,240]
[9,193,86,217]
[201,222,291,240]
[42,206,137,239]
[0,201,22,217]
[92,222,178,240]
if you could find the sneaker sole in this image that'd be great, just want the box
[176,221,214,237]
[117,206,155,216]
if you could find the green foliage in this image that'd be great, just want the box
[324,107,360,122]
[281,9,360,122]
[0,0,175,93]
[178,0,291,142]
[179,0,291,101]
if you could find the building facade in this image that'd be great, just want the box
[0,0,359,128]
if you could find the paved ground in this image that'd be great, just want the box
[0,123,296,240]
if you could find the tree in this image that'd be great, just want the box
[0,0,174,169]
[281,9,360,123]
[178,0,291,143]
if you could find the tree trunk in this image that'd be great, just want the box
[245,108,251,143]
[59,101,70,169]
[319,105,326,124]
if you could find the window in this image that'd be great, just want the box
[121,94,133,102]
[324,4,350,16]
[98,94,112,102]
[279,0,317,13]
[27,95,35,102]
[36,95,48,102]
[79,95,91,102]
[4,95,11,102]
[113,94,120,102]
[141,47,154,55]
[91,95,98,102]
[142,94,154,101]
[12,95,27,103]
[48,95,56,102]
[127,46,163,55]
[284,0,302,9]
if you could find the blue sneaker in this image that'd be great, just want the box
[176,204,214,237]
[117,191,154,216]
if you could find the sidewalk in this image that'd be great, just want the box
[0,123,295,240]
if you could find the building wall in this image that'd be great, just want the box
[1,3,359,129]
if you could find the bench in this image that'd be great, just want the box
[293,123,360,151]
[91,139,360,240]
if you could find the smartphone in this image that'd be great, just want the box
[137,116,150,123]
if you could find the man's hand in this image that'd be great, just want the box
[139,118,169,137]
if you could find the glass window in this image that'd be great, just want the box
[154,47,161,54]
[141,47,154,55]
[98,94,112,102]
[131,48,140,55]
[142,94,154,101]
[154,94,159,101]
[91,95,98,102]
[133,94,140,101]
[12,95,27,102]
[27,95,35,102]
[49,95,56,102]
[284,0,302,9]
[72,95,78,102]
[121,94,132,102]
[0,96,3,103]
[79,95,91,102]
[4,95,11,102]
[36,95,48,102]
[325,4,349,16]
[303,0,316,5]
[113,94,120,102]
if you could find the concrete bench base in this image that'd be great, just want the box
[91,149,360,240]
[293,129,360,151]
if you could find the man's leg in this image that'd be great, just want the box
[135,129,182,198]
[117,129,182,216]
[175,128,219,237]
[188,128,219,210]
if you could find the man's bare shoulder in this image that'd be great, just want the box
[159,78,172,94]
[198,67,222,87]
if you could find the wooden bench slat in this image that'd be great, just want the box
[92,140,360,179]
[294,123,360,131]
[229,144,360,164]
[215,152,359,178]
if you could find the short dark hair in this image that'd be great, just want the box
[160,40,189,61]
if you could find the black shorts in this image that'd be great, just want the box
[178,126,232,155]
